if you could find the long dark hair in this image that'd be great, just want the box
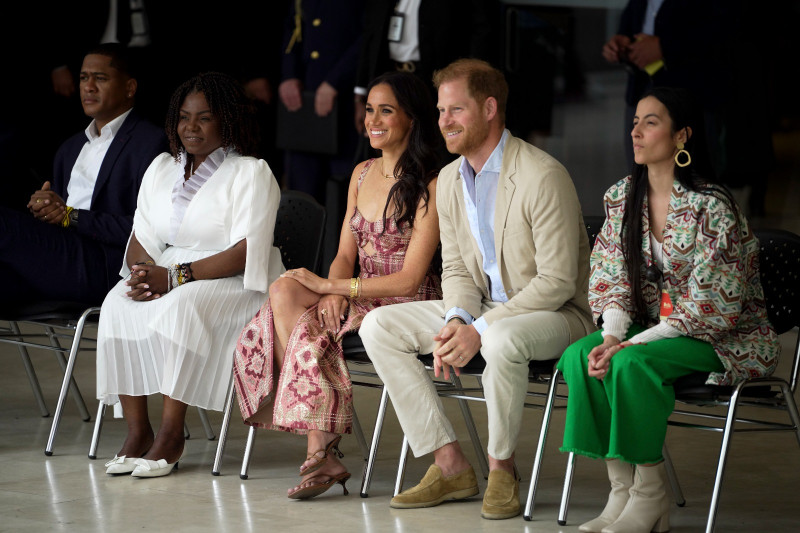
[622,86,739,323]
[366,71,442,231]
[164,72,260,161]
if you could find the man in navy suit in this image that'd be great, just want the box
[278,0,364,203]
[0,43,168,306]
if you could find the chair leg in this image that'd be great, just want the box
[703,380,800,533]
[45,308,97,455]
[47,326,91,422]
[523,369,561,521]
[394,435,411,496]
[240,425,257,480]
[779,381,800,449]
[451,373,490,479]
[351,407,369,461]
[88,402,107,459]
[662,443,685,507]
[10,321,50,417]
[558,452,576,526]
[360,385,389,497]
[197,408,215,440]
[213,377,236,476]
[704,387,746,533]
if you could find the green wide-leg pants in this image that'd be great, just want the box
[557,327,724,464]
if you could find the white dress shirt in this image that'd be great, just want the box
[445,130,510,335]
[66,109,132,209]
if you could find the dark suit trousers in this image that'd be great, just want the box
[0,207,123,306]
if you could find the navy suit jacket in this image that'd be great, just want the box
[52,109,168,248]
[280,0,364,94]
[617,0,732,107]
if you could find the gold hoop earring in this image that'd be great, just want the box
[674,142,691,167]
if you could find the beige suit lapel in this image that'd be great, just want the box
[494,136,518,270]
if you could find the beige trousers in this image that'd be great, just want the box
[359,299,570,460]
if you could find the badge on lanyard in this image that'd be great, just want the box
[659,289,673,321]
[388,12,405,42]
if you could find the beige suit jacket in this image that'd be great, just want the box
[437,133,594,342]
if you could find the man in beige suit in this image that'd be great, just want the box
[359,59,594,519]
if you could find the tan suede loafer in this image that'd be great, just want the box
[481,469,521,520]
[390,464,479,509]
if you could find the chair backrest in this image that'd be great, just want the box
[583,215,605,248]
[754,229,800,335]
[273,190,327,273]
[754,229,800,393]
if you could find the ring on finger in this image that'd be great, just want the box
[321,308,328,316]
[458,355,464,362]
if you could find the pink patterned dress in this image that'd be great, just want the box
[232,159,441,434]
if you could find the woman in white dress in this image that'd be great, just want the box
[96,72,283,478]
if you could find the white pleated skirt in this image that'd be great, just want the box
[96,246,266,411]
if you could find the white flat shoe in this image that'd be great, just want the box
[131,457,180,478]
[105,455,138,475]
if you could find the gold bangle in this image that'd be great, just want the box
[349,278,358,298]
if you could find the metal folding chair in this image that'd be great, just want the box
[0,301,98,454]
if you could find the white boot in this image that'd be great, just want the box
[579,459,635,532]
[601,462,670,533]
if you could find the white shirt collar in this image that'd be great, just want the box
[458,129,509,180]
[84,108,133,142]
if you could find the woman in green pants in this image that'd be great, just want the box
[558,86,780,533]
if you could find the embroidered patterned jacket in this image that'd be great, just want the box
[590,176,780,386]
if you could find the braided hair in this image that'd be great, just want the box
[165,72,260,161]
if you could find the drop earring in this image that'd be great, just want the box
[674,142,691,167]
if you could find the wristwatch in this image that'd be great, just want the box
[68,208,79,228]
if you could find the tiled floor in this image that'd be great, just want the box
[2,69,799,532]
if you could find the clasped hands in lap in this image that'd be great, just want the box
[587,335,636,380]
[26,181,67,224]
[125,264,167,302]
[432,319,482,379]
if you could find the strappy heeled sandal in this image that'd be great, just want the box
[288,471,351,500]
[299,434,343,476]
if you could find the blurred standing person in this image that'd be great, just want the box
[278,0,365,203]
[353,0,501,141]
[603,1,774,215]
[602,1,725,169]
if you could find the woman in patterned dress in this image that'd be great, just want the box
[232,71,443,499]
[557,87,779,533]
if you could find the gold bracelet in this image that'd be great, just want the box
[349,278,358,298]
[62,206,74,228]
